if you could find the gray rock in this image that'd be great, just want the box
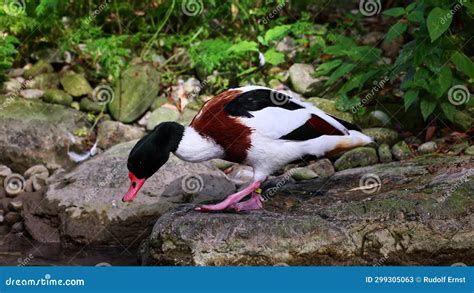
[289,64,327,96]
[23,60,54,78]
[418,141,437,154]
[60,72,93,97]
[23,140,235,246]
[108,63,160,123]
[378,143,392,163]
[97,120,145,149]
[20,89,44,99]
[0,97,91,171]
[392,141,413,161]
[42,89,73,106]
[309,159,335,177]
[27,73,60,90]
[146,106,180,131]
[11,221,24,233]
[177,108,198,125]
[290,167,318,181]
[464,146,474,156]
[334,147,378,171]
[141,155,474,266]
[4,211,21,225]
[362,128,399,146]
[79,97,103,113]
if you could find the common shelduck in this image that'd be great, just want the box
[121,86,373,212]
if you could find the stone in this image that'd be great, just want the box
[23,140,235,246]
[108,63,160,123]
[11,221,24,233]
[211,159,234,171]
[146,106,180,131]
[309,159,335,178]
[140,155,474,266]
[8,199,23,211]
[177,108,198,125]
[4,211,21,225]
[150,96,168,110]
[464,146,474,156]
[290,167,318,181]
[3,78,23,92]
[289,63,327,96]
[23,60,54,78]
[27,73,60,90]
[42,89,73,106]
[20,89,44,99]
[378,143,392,163]
[334,147,378,171]
[362,128,399,146]
[392,141,413,161]
[418,141,438,154]
[0,97,91,171]
[79,97,103,113]
[60,72,92,97]
[307,97,353,123]
[97,120,145,149]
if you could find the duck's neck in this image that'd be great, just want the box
[174,126,225,162]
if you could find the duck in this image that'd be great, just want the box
[121,85,373,212]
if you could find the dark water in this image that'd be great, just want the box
[0,234,139,266]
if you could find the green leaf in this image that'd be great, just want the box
[452,51,474,79]
[436,66,452,98]
[227,41,259,54]
[420,98,437,120]
[383,7,405,17]
[314,59,342,76]
[335,93,361,112]
[406,3,417,12]
[407,10,424,22]
[404,90,419,110]
[441,102,456,122]
[263,48,285,65]
[326,63,355,85]
[263,25,291,45]
[427,7,452,42]
[385,22,408,43]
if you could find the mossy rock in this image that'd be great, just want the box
[362,128,399,146]
[453,111,473,132]
[60,72,92,97]
[146,106,180,131]
[334,147,378,171]
[378,143,392,163]
[42,89,73,106]
[392,141,413,160]
[24,60,54,78]
[27,73,60,90]
[80,97,103,113]
[290,167,318,181]
[464,146,474,156]
[307,97,353,123]
[108,63,160,123]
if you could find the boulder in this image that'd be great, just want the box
[377,143,392,163]
[108,63,160,123]
[79,97,103,113]
[42,89,73,106]
[23,140,235,246]
[0,97,90,171]
[289,64,327,96]
[418,141,437,155]
[23,60,54,78]
[307,97,353,123]
[97,120,145,149]
[146,106,180,131]
[392,141,413,161]
[308,159,335,178]
[362,128,399,146]
[141,155,474,266]
[334,147,378,171]
[60,72,93,97]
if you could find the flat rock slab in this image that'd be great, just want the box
[141,155,474,266]
[24,140,235,246]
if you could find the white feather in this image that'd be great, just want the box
[174,127,224,162]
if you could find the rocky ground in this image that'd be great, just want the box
[0,56,473,266]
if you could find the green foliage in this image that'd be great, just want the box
[0,35,19,80]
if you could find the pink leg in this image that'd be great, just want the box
[228,192,263,212]
[195,181,261,212]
